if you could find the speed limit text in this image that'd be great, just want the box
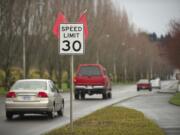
[62,26,82,38]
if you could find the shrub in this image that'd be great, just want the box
[0,69,5,85]
[9,67,23,84]
[42,70,50,79]
[28,69,41,79]
[61,71,68,83]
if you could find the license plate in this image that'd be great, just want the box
[86,86,92,89]
[23,96,31,101]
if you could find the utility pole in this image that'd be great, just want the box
[23,35,26,79]
[113,56,117,82]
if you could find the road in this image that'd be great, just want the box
[116,84,180,135]
[0,81,177,135]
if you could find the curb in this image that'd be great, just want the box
[157,91,176,94]
[112,95,142,106]
[168,101,180,107]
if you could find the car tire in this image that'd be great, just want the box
[75,93,79,100]
[19,113,24,118]
[108,92,112,99]
[102,93,107,99]
[57,102,64,116]
[6,111,13,120]
[81,93,85,100]
[149,88,152,91]
[137,88,140,91]
[48,105,55,119]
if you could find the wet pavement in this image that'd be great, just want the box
[116,92,180,135]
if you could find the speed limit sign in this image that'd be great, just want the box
[59,23,84,55]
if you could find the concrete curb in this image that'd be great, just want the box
[157,91,176,94]
[169,101,180,107]
[111,95,142,106]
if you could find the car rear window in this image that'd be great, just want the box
[11,81,47,90]
[138,80,149,83]
[78,66,101,76]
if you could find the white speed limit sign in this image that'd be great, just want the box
[59,23,84,55]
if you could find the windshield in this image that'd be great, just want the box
[11,81,47,90]
[78,66,101,76]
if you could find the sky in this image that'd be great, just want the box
[114,0,180,37]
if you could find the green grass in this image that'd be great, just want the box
[45,107,164,135]
[61,83,70,92]
[169,92,180,106]
[0,87,7,96]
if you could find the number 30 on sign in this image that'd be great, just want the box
[59,23,84,55]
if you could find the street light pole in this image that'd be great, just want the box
[113,54,117,82]
[96,48,99,64]
[23,35,26,79]
[96,34,110,64]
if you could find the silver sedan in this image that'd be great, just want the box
[5,79,64,120]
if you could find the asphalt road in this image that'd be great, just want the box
[116,87,180,135]
[0,81,177,135]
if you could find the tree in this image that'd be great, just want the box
[0,0,172,85]
[164,20,180,69]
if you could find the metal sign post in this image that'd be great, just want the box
[70,55,74,131]
[59,23,84,132]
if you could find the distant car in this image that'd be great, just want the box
[5,79,64,120]
[74,64,112,100]
[137,79,152,91]
[150,78,161,89]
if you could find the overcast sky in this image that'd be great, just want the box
[114,0,180,37]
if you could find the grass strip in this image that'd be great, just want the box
[45,106,164,135]
[169,92,180,106]
[0,87,7,96]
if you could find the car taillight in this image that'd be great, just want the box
[37,91,48,98]
[73,77,77,83]
[101,76,106,85]
[6,91,16,98]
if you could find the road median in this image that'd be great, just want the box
[45,106,165,135]
[169,92,180,106]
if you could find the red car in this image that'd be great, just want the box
[137,79,152,91]
[74,64,112,100]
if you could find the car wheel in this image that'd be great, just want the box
[102,93,107,99]
[48,105,55,119]
[57,102,64,116]
[6,111,13,120]
[75,93,79,100]
[137,88,140,91]
[149,88,152,91]
[108,92,112,99]
[19,113,24,118]
[81,93,85,100]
